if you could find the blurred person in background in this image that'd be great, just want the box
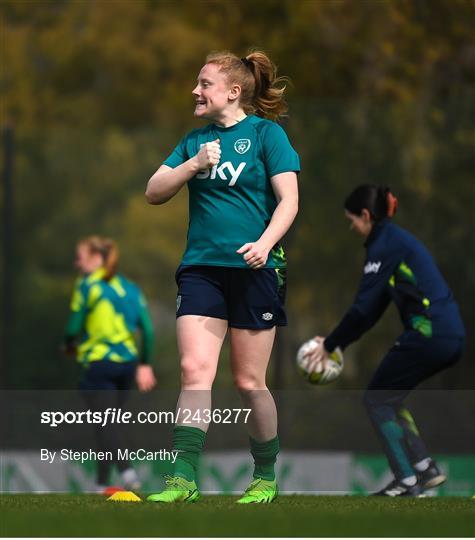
[145,49,299,503]
[305,184,465,497]
[64,236,157,493]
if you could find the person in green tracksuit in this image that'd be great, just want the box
[145,50,300,503]
[65,236,156,492]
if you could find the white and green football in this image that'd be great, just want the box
[296,338,344,385]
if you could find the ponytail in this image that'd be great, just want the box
[100,238,119,281]
[205,49,289,121]
[79,236,119,281]
[386,191,398,217]
[344,184,398,222]
[242,50,288,120]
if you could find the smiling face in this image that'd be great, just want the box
[345,208,373,238]
[192,63,241,121]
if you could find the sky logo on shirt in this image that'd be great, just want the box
[364,261,382,274]
[196,161,246,186]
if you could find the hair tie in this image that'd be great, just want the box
[241,57,253,69]
[387,192,398,217]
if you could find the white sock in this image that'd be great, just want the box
[413,458,431,472]
[121,468,138,485]
[94,484,106,493]
[401,475,417,486]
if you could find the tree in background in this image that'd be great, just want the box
[1,0,473,389]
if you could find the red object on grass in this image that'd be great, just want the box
[102,486,125,496]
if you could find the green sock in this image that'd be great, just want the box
[380,420,415,479]
[172,425,206,482]
[250,436,279,481]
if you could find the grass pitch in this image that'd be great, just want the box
[1,495,474,537]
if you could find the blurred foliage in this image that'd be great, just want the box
[0,0,473,390]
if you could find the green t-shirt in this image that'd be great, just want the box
[164,115,300,268]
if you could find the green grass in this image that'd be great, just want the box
[1,495,474,537]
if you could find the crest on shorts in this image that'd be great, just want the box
[234,139,251,155]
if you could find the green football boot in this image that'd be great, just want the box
[236,477,278,504]
[146,476,200,503]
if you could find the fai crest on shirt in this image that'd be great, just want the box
[234,139,251,154]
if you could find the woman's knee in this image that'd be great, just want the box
[180,355,215,386]
[233,372,266,392]
[363,389,401,424]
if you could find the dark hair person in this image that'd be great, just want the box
[305,185,465,497]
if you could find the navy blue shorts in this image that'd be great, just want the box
[79,360,137,392]
[175,265,287,329]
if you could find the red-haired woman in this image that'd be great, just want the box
[146,50,300,503]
